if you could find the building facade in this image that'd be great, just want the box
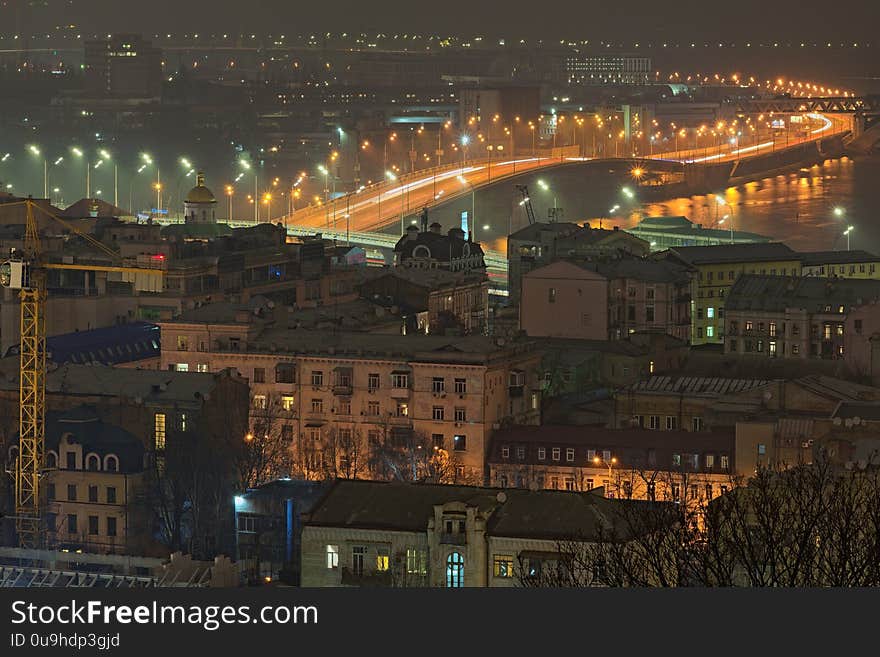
[157,317,543,481]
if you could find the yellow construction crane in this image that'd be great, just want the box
[2,198,164,549]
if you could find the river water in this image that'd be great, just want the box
[633,154,880,253]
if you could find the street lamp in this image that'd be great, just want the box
[70,146,90,199]
[457,174,475,240]
[593,455,618,495]
[318,164,329,228]
[844,225,854,251]
[99,148,118,207]
[225,185,234,222]
[26,145,47,199]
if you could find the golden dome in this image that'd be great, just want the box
[185,172,216,204]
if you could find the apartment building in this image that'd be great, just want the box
[37,407,147,554]
[662,243,801,346]
[300,479,667,587]
[488,425,736,501]
[800,250,880,279]
[158,311,543,480]
[520,257,691,341]
[723,275,880,360]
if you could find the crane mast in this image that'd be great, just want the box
[5,199,164,550]
[14,200,45,549]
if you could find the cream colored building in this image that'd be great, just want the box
[300,479,657,587]
[158,309,542,481]
[38,407,146,554]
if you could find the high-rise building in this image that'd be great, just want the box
[565,54,651,85]
[84,34,162,99]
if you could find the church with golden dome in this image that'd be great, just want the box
[183,172,217,224]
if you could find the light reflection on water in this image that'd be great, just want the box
[630,156,878,252]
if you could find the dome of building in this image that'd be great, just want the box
[185,172,216,204]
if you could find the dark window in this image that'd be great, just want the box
[107,517,117,537]
[88,485,98,503]
[67,514,77,533]
[66,452,76,470]
[253,368,265,383]
[106,487,117,504]
[88,515,99,536]
[454,435,467,451]
[67,484,77,501]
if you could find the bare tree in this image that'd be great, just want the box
[518,453,880,587]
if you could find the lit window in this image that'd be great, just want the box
[154,413,166,450]
[281,396,295,411]
[707,307,715,319]
[493,554,514,578]
[253,395,267,410]
[376,547,390,572]
[446,552,464,588]
[406,548,427,575]
[706,326,715,338]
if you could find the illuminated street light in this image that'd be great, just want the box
[844,225,854,251]
[833,206,845,218]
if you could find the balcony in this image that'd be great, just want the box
[390,387,410,399]
[333,384,353,396]
[508,385,524,398]
[440,533,467,546]
[340,567,393,587]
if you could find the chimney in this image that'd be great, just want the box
[613,225,619,231]
[448,227,465,240]
[420,207,429,233]
[429,222,442,234]
[406,224,419,241]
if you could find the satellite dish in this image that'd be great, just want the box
[833,417,842,426]
[845,418,853,428]
[496,491,508,503]
[853,416,862,425]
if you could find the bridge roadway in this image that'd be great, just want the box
[281,112,844,238]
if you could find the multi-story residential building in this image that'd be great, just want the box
[300,479,666,587]
[0,360,249,459]
[843,302,880,384]
[661,243,802,346]
[723,275,880,360]
[39,407,147,554]
[158,312,543,480]
[507,222,649,305]
[488,426,736,501]
[359,268,489,335]
[800,250,880,279]
[612,375,771,432]
[519,257,691,341]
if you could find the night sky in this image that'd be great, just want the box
[4,0,879,40]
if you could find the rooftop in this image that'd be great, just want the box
[800,250,880,266]
[4,322,160,366]
[665,242,798,265]
[508,221,580,242]
[0,359,229,403]
[44,406,145,472]
[625,375,770,396]
[304,479,670,541]
[725,275,880,313]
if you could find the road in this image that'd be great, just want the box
[284,113,842,238]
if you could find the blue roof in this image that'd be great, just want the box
[6,322,161,366]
